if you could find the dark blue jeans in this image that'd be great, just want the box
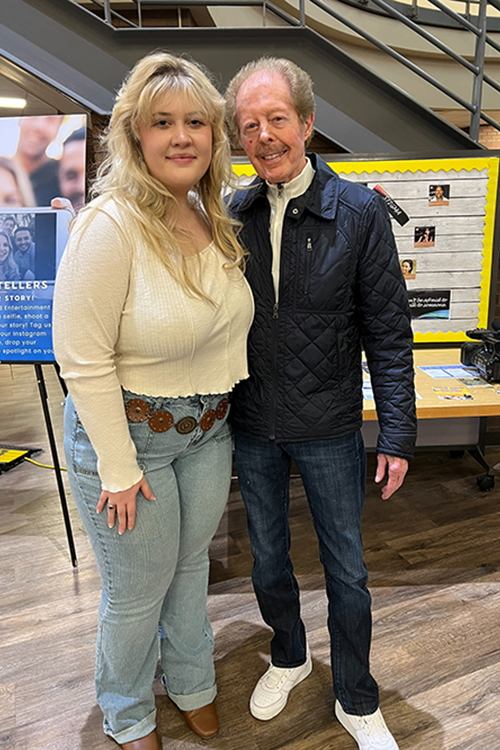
[234,429,379,715]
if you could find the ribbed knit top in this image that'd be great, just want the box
[53,195,254,491]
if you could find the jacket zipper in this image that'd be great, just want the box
[303,236,313,296]
[269,302,279,440]
[269,183,283,439]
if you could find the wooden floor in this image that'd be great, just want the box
[2,364,500,750]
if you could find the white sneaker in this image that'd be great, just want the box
[249,650,313,720]
[335,701,399,750]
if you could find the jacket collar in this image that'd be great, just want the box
[302,153,339,220]
[228,173,267,212]
[229,153,339,221]
[266,158,314,204]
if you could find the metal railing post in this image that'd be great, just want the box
[103,0,112,24]
[470,0,487,142]
[300,0,306,27]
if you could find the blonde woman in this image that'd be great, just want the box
[0,231,20,280]
[53,53,253,750]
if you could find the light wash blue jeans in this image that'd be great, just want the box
[64,390,232,744]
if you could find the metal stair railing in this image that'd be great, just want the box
[305,0,499,139]
[68,0,500,141]
[69,0,300,28]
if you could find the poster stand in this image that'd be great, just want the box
[34,363,77,567]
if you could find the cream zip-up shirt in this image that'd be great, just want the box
[53,195,254,492]
[266,158,314,301]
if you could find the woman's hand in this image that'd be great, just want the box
[96,477,156,534]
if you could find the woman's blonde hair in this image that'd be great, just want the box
[0,231,20,279]
[92,51,244,300]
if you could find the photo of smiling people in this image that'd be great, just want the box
[0,213,36,280]
[0,115,86,208]
[414,226,435,247]
[429,184,449,206]
[401,258,416,280]
[0,209,63,287]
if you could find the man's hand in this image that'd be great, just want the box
[374,454,408,499]
[96,477,155,535]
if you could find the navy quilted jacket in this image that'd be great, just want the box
[229,154,417,460]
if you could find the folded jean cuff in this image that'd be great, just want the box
[165,681,217,711]
[105,709,156,744]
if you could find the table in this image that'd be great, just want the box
[362,348,500,490]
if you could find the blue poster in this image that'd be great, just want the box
[0,208,72,363]
[0,114,86,363]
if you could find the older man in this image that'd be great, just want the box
[225,58,416,750]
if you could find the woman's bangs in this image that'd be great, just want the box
[135,75,212,127]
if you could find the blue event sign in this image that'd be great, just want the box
[0,208,71,363]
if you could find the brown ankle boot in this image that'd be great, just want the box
[181,702,219,739]
[120,729,161,749]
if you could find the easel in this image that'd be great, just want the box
[34,362,77,567]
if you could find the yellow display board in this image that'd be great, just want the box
[233,157,500,344]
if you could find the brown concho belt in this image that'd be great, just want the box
[125,397,229,435]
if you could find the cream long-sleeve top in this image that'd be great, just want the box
[53,195,254,492]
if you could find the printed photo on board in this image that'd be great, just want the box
[401,259,416,280]
[429,184,449,206]
[0,115,86,209]
[414,226,435,247]
[0,211,54,281]
[0,213,36,281]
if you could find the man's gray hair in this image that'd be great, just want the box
[225,57,315,147]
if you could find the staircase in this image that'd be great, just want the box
[0,0,484,152]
